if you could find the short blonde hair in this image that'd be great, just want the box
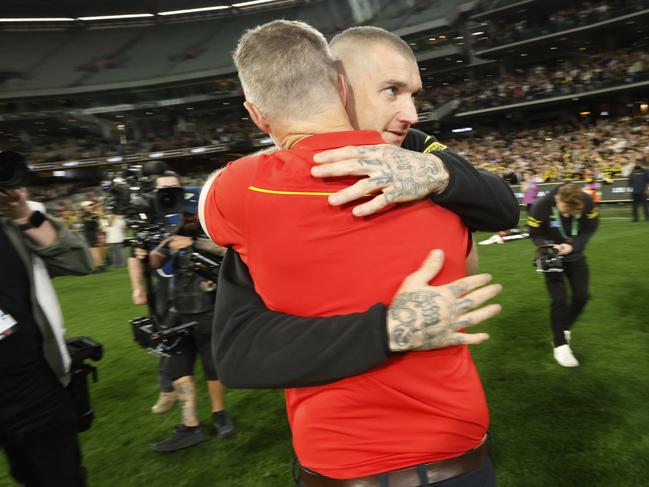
[330,26,416,62]
[233,20,339,120]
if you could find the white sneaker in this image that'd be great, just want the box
[564,330,571,344]
[553,344,579,367]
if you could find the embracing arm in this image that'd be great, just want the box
[214,249,501,389]
[213,249,390,388]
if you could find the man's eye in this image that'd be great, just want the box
[384,87,398,95]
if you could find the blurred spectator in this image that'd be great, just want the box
[104,213,127,267]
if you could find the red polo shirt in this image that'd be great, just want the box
[200,130,488,479]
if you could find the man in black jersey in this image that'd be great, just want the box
[202,26,519,395]
[528,183,599,367]
[0,162,94,487]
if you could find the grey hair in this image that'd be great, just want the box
[233,20,339,121]
[330,25,416,62]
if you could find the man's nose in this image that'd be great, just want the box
[398,98,419,126]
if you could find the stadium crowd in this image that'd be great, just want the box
[25,116,648,243]
[417,46,649,111]
[447,118,648,184]
[4,112,255,164]
[475,0,648,49]
[6,45,647,167]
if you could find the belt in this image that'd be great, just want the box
[299,439,489,487]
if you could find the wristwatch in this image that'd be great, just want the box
[17,211,47,231]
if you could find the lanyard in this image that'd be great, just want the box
[552,207,578,239]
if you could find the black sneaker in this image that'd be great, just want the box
[213,410,235,438]
[152,424,204,452]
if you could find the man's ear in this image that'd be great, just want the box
[337,71,349,108]
[244,101,271,135]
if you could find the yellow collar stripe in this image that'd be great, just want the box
[248,185,334,196]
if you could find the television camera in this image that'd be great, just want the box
[101,161,185,246]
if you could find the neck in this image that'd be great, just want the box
[272,105,354,150]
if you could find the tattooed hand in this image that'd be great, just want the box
[387,249,503,352]
[311,144,450,217]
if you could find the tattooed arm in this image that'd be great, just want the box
[311,130,519,230]
[311,144,449,217]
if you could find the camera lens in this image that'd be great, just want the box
[155,187,185,215]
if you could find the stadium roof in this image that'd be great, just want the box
[0,0,302,20]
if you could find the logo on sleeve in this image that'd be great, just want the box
[423,141,448,153]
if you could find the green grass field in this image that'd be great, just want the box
[2,206,648,486]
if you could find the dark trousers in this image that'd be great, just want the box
[158,358,174,393]
[0,365,86,487]
[297,457,496,487]
[631,193,649,221]
[544,256,590,346]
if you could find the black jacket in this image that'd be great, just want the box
[527,185,599,261]
[213,129,519,388]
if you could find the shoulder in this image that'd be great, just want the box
[528,195,551,221]
[403,129,448,153]
[204,154,265,194]
[224,153,267,176]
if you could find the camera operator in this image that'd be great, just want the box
[0,151,94,486]
[528,183,599,367]
[139,181,235,452]
[130,170,181,414]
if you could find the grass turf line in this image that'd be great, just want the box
[2,211,648,486]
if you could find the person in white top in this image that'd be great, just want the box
[104,213,126,267]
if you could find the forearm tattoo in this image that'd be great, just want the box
[358,145,447,202]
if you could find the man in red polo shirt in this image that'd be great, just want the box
[201,20,502,486]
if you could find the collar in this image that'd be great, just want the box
[293,130,384,152]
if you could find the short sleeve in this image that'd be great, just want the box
[198,161,250,250]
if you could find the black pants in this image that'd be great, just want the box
[543,256,590,347]
[297,457,496,487]
[0,365,86,487]
[631,193,649,221]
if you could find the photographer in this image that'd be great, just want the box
[528,183,599,367]
[129,170,181,413]
[0,151,94,486]
[140,182,234,452]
